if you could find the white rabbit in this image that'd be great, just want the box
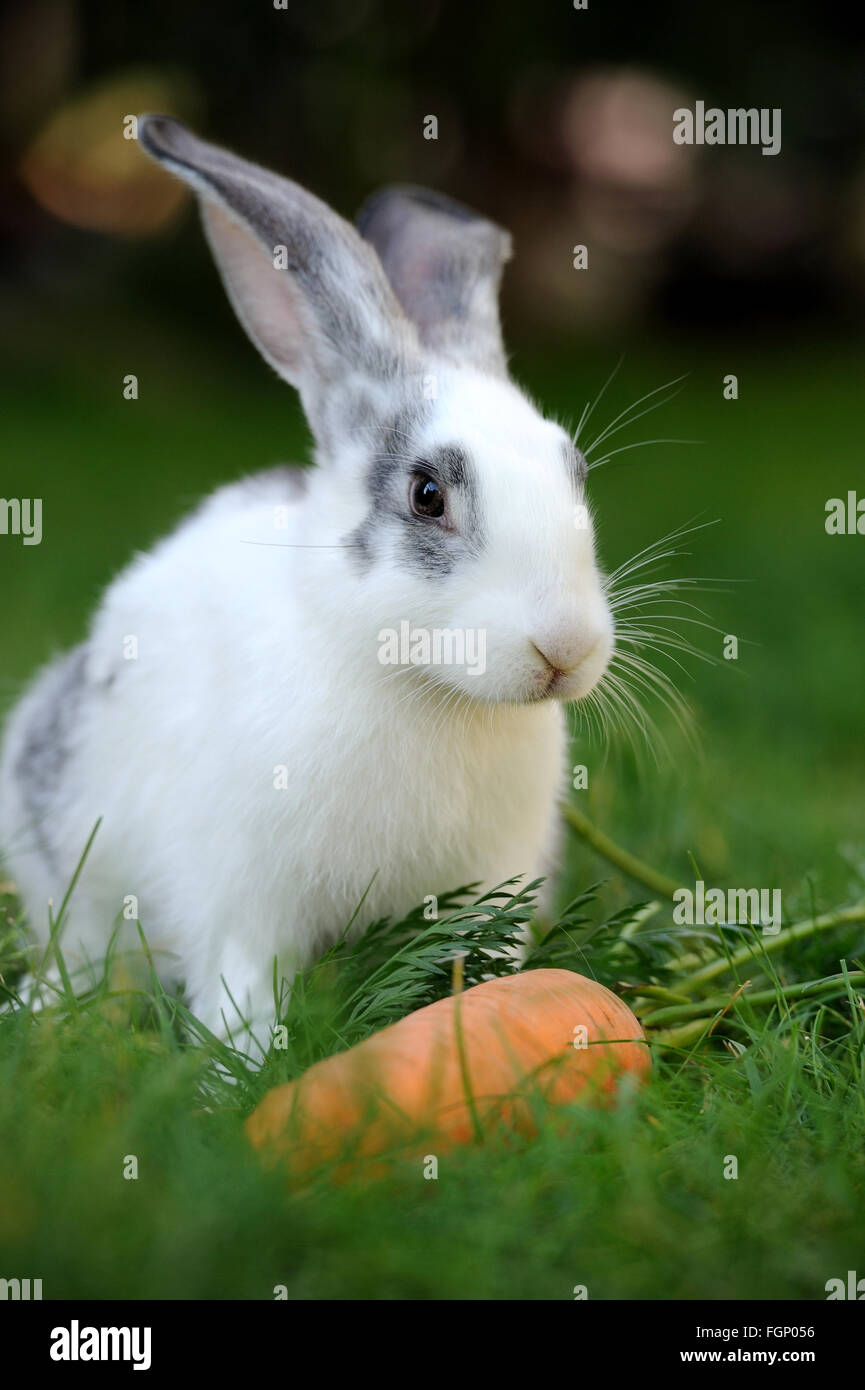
[0,117,614,1046]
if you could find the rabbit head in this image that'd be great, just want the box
[139,116,613,706]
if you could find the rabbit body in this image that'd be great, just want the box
[0,119,613,1039]
[1,462,566,1034]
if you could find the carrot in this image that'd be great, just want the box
[246,969,650,1172]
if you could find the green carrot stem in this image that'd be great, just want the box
[650,1018,714,1049]
[623,984,692,1005]
[674,903,865,996]
[561,803,679,901]
[641,971,865,1026]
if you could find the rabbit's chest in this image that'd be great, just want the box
[264,696,567,924]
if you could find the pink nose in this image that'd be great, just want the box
[531,629,603,675]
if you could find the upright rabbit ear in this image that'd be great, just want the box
[355,186,512,375]
[138,116,415,436]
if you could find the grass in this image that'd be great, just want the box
[1,295,864,1298]
[1,850,863,1301]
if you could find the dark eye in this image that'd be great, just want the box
[409,471,445,520]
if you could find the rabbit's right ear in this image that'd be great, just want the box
[355,186,512,375]
[138,116,416,435]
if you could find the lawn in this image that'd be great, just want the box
[1,296,863,1299]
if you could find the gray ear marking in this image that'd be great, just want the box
[137,116,416,433]
[355,184,512,374]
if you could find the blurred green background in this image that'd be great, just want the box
[1,0,863,910]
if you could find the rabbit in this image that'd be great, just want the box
[0,116,614,1050]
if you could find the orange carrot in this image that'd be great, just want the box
[247,969,649,1172]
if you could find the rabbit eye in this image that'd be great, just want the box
[409,471,446,520]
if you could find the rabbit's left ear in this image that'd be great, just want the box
[356,186,512,375]
[138,116,416,438]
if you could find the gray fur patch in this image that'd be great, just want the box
[14,645,88,872]
[365,406,430,498]
[347,404,482,579]
[562,439,588,489]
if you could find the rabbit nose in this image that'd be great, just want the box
[531,629,604,675]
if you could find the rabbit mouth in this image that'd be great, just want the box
[524,673,584,705]
[545,669,570,697]
[527,636,613,705]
